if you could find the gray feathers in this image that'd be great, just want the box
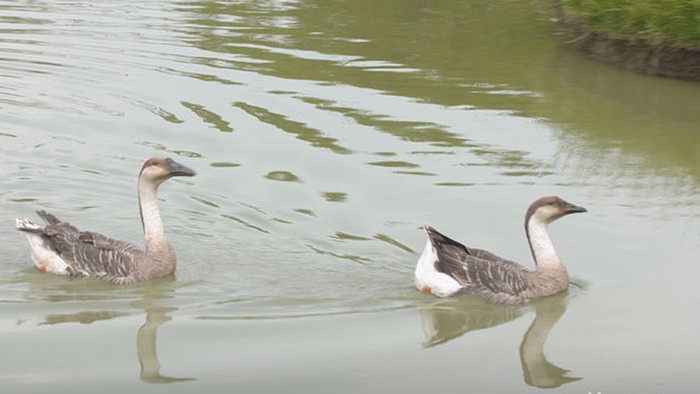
[33,210,144,283]
[425,226,532,304]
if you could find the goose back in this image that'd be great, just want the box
[425,226,534,304]
[34,210,146,284]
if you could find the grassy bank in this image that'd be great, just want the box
[556,0,700,48]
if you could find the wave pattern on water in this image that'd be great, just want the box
[1,4,699,390]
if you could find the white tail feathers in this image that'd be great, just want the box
[15,218,69,275]
[15,218,41,232]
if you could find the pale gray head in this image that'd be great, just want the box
[525,196,586,227]
[139,157,196,186]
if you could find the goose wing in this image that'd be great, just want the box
[425,226,530,296]
[37,211,144,282]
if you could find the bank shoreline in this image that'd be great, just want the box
[556,7,700,81]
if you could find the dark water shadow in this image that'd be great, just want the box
[416,292,580,389]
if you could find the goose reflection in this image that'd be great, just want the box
[417,293,580,388]
[26,275,193,383]
[130,280,195,383]
[519,295,580,388]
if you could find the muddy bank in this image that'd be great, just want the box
[556,9,700,81]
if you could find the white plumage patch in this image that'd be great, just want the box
[15,218,69,275]
[414,238,461,297]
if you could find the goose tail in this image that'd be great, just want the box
[15,218,42,233]
[424,225,462,249]
[415,225,463,297]
[15,217,69,274]
[36,210,62,226]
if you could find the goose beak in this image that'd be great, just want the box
[165,158,196,177]
[564,201,587,214]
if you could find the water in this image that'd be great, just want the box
[1,0,699,392]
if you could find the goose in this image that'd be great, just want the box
[415,196,586,304]
[15,157,196,284]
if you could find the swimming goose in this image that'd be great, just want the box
[15,157,196,284]
[415,196,586,304]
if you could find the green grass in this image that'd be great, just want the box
[557,0,700,48]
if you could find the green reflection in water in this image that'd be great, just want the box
[221,213,269,234]
[210,162,241,168]
[332,231,372,241]
[293,208,316,216]
[321,191,348,202]
[367,160,420,168]
[126,98,185,124]
[191,195,220,208]
[182,101,234,132]
[235,101,352,154]
[307,244,370,264]
[265,170,301,182]
[40,310,130,326]
[373,233,414,253]
[179,0,700,190]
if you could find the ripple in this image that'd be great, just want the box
[367,161,420,168]
[434,182,476,187]
[181,101,234,132]
[307,245,369,264]
[321,192,347,202]
[235,101,352,155]
[265,170,301,182]
[226,42,362,64]
[221,214,268,234]
[136,141,204,159]
[373,234,414,253]
[393,171,436,176]
[332,232,372,241]
[0,1,195,118]
[9,197,37,203]
[293,208,315,217]
[500,170,555,177]
[170,150,203,158]
[125,97,184,124]
[40,311,132,326]
[190,196,220,209]
[210,162,241,168]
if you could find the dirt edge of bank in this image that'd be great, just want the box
[556,8,700,81]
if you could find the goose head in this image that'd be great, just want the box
[139,157,196,186]
[525,196,586,227]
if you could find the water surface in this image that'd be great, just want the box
[1,1,699,393]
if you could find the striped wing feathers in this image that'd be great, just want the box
[38,211,144,282]
[425,226,530,297]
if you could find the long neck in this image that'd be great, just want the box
[138,177,165,251]
[526,216,562,271]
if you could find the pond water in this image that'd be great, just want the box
[1,1,699,393]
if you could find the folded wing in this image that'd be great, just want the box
[425,226,530,297]
[37,210,144,283]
